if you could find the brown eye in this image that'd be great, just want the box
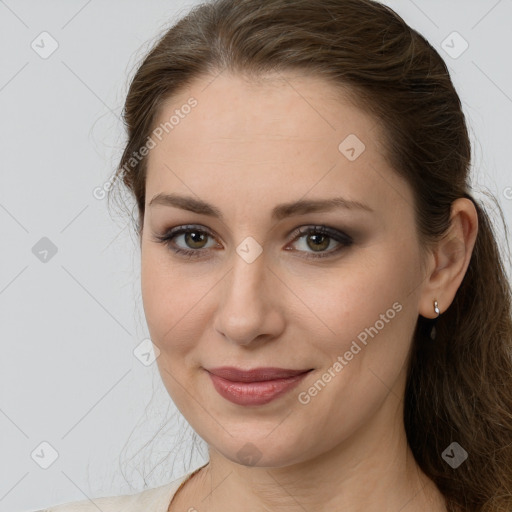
[305,232,330,252]
[152,225,218,259]
[288,225,353,259]
[183,230,209,249]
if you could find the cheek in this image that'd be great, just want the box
[141,244,181,342]
[140,243,212,353]
[290,253,417,436]
[140,247,202,404]
[297,240,420,378]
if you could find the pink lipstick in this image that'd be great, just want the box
[206,366,313,406]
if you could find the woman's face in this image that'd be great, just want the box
[141,71,429,467]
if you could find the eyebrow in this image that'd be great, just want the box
[148,193,374,221]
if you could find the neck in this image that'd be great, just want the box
[185,394,447,512]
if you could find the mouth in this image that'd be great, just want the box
[204,367,314,406]
[205,366,314,382]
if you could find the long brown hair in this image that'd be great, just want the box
[110,1,512,510]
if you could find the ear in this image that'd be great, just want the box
[418,198,478,319]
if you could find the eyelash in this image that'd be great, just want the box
[152,224,353,260]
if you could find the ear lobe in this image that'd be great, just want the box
[418,198,478,319]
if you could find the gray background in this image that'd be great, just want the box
[1,1,511,512]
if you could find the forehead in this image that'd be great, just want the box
[151,71,375,151]
[144,71,412,220]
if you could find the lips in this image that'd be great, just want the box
[206,366,313,382]
[206,367,314,406]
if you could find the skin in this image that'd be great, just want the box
[140,71,478,512]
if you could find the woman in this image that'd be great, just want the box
[42,0,512,510]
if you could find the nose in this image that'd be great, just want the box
[213,251,285,347]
